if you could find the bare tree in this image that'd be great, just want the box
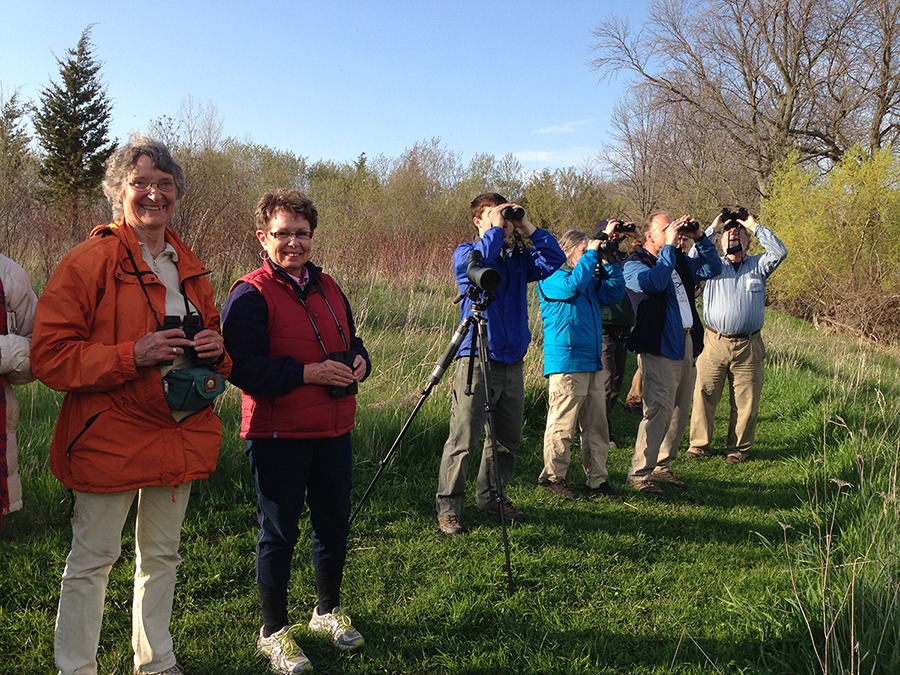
[591,0,900,194]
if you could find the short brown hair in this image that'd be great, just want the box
[470,192,507,220]
[255,189,318,231]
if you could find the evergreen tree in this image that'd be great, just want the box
[0,88,39,253]
[33,25,115,234]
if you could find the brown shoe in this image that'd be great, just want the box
[725,452,747,464]
[651,469,688,490]
[685,447,712,459]
[627,478,668,501]
[623,402,643,416]
[478,501,526,523]
[543,479,577,500]
[437,513,464,535]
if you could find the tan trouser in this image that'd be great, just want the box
[55,484,192,675]
[629,334,695,480]
[689,331,765,457]
[539,371,611,488]
[625,359,642,406]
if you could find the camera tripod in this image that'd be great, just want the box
[350,284,515,595]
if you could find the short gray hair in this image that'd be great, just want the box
[102,136,186,218]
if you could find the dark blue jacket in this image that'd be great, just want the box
[454,227,565,363]
[623,239,721,360]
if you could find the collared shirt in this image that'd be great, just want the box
[671,269,693,330]
[700,225,788,334]
[140,241,197,318]
[286,267,310,289]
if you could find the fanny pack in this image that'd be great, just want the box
[162,366,226,412]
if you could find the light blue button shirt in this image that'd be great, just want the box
[696,225,787,334]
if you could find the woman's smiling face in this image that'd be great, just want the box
[257,209,314,276]
[122,155,177,231]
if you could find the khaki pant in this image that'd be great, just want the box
[436,358,524,516]
[629,334,695,480]
[689,330,765,457]
[55,484,192,675]
[625,360,642,406]
[539,371,611,488]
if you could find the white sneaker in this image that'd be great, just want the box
[308,606,365,651]
[257,625,313,673]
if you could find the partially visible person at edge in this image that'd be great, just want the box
[685,210,787,464]
[0,252,37,529]
[536,226,625,501]
[623,213,721,501]
[435,193,565,535]
[31,136,230,675]
[622,232,646,416]
[595,219,638,442]
[221,189,370,674]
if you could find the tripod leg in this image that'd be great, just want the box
[350,316,474,525]
[472,309,515,596]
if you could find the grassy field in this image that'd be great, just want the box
[1,277,898,674]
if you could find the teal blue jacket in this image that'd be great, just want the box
[537,249,625,376]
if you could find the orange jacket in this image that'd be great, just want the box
[31,220,232,493]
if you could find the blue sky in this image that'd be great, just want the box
[0,1,647,173]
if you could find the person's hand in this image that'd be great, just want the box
[665,215,689,246]
[304,358,357,387]
[133,328,193,367]
[191,328,226,362]
[710,211,725,234]
[604,220,617,238]
[351,353,368,381]
[587,237,602,252]
[505,203,536,236]
[740,213,759,235]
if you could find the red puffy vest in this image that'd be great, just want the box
[237,265,356,439]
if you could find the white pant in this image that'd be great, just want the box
[55,484,192,675]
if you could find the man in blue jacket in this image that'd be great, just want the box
[536,226,625,500]
[623,213,722,500]
[436,193,565,534]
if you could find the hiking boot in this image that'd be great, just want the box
[309,606,365,651]
[584,481,624,501]
[438,513,465,535]
[726,452,747,464]
[685,447,712,459]
[257,625,313,674]
[543,479,577,500]
[627,477,668,501]
[651,469,688,490]
[478,500,526,523]
[135,665,187,675]
[623,401,643,416]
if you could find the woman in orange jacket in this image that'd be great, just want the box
[31,137,231,675]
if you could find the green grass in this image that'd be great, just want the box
[1,282,898,674]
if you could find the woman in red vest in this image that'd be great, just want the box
[222,189,370,674]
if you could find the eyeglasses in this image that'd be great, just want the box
[269,230,313,242]
[128,179,177,193]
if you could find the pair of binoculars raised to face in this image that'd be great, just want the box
[500,206,525,221]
